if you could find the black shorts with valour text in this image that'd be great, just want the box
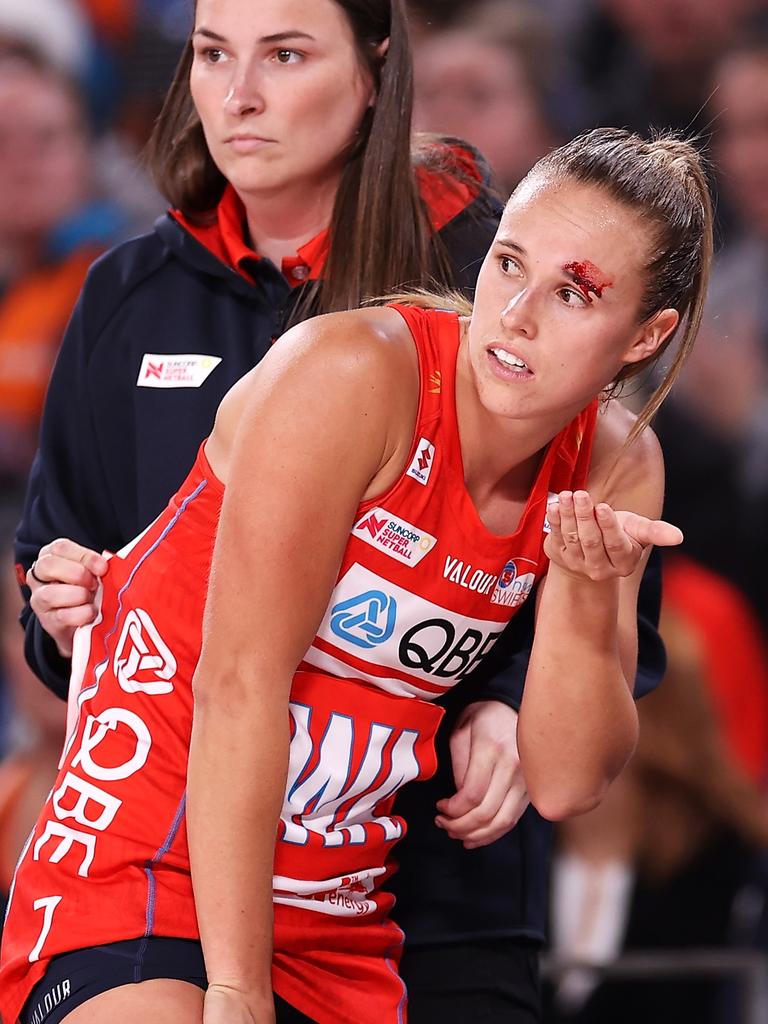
[20,936,316,1024]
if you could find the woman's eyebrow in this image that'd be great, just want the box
[260,31,317,44]
[192,28,317,44]
[495,238,526,255]
[193,27,227,41]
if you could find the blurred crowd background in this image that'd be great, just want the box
[1,1,768,1021]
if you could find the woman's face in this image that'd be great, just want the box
[190,0,376,201]
[467,177,671,424]
[414,32,551,192]
[0,67,89,240]
[714,52,768,237]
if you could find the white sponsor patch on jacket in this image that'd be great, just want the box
[137,354,222,388]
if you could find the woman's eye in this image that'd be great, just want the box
[499,255,520,275]
[274,49,301,64]
[202,47,226,64]
[560,287,588,307]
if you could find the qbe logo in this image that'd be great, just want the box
[330,591,398,649]
[311,565,507,692]
[406,438,436,486]
[113,609,177,694]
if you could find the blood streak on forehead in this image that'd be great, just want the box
[563,260,613,300]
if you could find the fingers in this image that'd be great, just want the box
[436,744,495,821]
[48,604,100,631]
[461,786,531,849]
[546,492,682,581]
[437,761,529,846]
[592,503,635,572]
[26,539,106,659]
[436,760,508,836]
[30,583,98,615]
[617,512,684,549]
[29,539,108,591]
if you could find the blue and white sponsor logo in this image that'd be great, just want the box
[310,564,507,693]
[330,590,397,649]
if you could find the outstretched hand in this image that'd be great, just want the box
[544,490,682,582]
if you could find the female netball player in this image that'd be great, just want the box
[0,127,713,1024]
[13,2,666,1020]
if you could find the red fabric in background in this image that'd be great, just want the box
[664,554,768,786]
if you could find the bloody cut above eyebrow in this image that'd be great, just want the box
[563,260,613,300]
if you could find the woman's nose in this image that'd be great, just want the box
[224,70,266,117]
[500,289,537,339]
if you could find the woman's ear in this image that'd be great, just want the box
[367,37,390,107]
[621,307,679,366]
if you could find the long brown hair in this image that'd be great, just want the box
[146,0,461,323]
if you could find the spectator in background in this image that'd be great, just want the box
[0,0,90,80]
[92,20,178,239]
[413,0,559,194]
[405,0,464,36]
[573,0,767,135]
[0,50,121,482]
[654,37,768,617]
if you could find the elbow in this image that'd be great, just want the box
[191,655,289,713]
[531,782,609,823]
[527,727,639,823]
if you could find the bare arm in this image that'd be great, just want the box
[186,311,415,1019]
[518,408,679,820]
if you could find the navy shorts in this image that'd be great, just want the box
[20,937,316,1024]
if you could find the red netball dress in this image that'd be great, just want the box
[0,306,597,1024]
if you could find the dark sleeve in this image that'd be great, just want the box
[14,281,124,700]
[466,546,666,710]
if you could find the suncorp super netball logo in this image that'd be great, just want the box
[489,558,537,608]
[352,507,436,567]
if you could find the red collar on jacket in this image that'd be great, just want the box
[171,185,329,287]
[172,143,482,286]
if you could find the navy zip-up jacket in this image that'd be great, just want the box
[14,145,665,946]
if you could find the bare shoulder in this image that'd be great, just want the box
[295,305,420,377]
[588,400,664,510]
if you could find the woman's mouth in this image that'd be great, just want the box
[226,135,276,153]
[487,346,534,379]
